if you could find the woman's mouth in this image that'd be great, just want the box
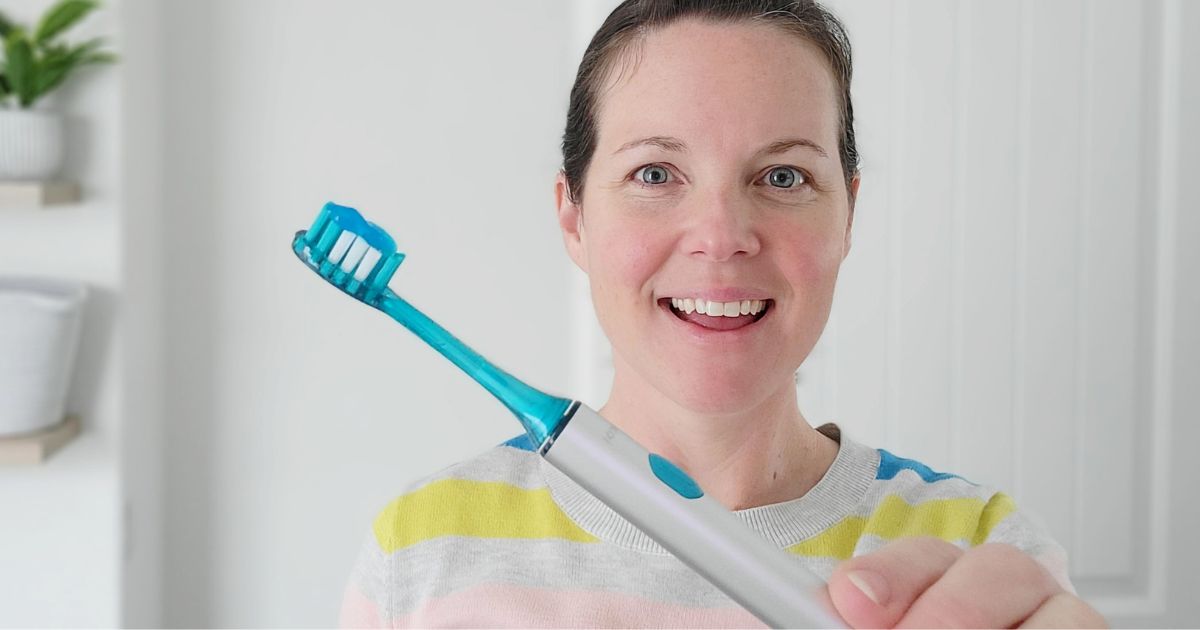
[658,297,772,332]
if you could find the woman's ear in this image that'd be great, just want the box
[842,174,861,260]
[555,171,588,274]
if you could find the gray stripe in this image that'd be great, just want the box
[345,530,395,622]
[400,443,546,493]
[984,506,1071,565]
[385,534,843,616]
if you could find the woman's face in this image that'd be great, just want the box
[557,19,858,415]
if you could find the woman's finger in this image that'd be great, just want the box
[895,542,1062,628]
[1019,591,1109,629]
[827,536,963,628]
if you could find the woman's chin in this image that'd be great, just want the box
[668,376,778,416]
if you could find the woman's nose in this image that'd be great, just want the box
[679,187,762,262]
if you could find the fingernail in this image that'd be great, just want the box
[847,570,889,606]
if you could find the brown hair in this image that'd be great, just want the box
[561,0,859,205]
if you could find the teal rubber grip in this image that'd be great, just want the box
[648,453,704,499]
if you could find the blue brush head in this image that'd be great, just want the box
[292,202,406,304]
[291,200,573,448]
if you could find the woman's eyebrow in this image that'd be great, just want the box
[612,136,829,159]
[760,138,829,159]
[613,136,688,155]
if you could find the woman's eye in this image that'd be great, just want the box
[765,166,805,188]
[635,165,671,185]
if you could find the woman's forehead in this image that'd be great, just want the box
[593,19,840,156]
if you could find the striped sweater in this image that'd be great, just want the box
[339,424,1072,628]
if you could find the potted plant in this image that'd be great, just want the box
[0,0,115,181]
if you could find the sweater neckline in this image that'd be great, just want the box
[537,423,880,554]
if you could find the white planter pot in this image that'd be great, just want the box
[0,109,65,181]
[0,276,87,437]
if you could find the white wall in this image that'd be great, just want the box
[159,1,574,625]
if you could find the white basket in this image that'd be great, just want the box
[0,109,65,181]
[0,276,87,437]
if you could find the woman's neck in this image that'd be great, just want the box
[597,367,839,511]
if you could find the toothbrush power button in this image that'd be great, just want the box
[648,453,704,499]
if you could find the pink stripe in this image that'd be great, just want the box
[339,583,384,628]
[394,583,768,628]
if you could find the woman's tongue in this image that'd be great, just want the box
[678,309,757,331]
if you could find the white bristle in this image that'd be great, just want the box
[340,237,370,274]
[327,231,356,264]
[354,248,382,281]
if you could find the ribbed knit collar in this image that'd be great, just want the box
[537,423,880,555]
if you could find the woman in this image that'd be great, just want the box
[341,1,1107,627]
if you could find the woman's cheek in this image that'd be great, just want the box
[586,233,659,325]
[784,229,844,285]
[593,224,668,290]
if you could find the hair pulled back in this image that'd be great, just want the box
[561,0,860,205]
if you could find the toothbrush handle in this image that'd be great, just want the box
[542,404,846,629]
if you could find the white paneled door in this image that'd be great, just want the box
[569,0,1199,626]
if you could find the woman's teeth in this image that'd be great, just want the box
[669,298,766,317]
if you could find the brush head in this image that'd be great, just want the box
[292,202,406,304]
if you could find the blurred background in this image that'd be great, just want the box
[0,0,1196,627]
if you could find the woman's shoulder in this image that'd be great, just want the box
[819,424,998,509]
[872,452,1009,537]
[849,436,1075,590]
[842,435,1070,589]
[402,432,544,493]
[368,433,594,556]
[809,429,1008,550]
[868,446,995,503]
[845,436,1015,535]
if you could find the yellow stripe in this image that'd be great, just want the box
[786,493,1018,559]
[971,492,1017,545]
[786,515,867,560]
[373,478,599,553]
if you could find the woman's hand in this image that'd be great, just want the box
[825,537,1107,628]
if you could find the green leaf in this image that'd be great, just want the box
[35,58,71,99]
[79,51,116,64]
[61,36,103,62]
[80,37,106,54]
[42,43,72,58]
[30,37,116,101]
[34,0,98,45]
[0,11,14,38]
[4,31,36,107]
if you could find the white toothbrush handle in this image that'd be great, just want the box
[541,404,845,629]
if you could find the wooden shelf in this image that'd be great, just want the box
[0,181,81,207]
[0,416,81,465]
